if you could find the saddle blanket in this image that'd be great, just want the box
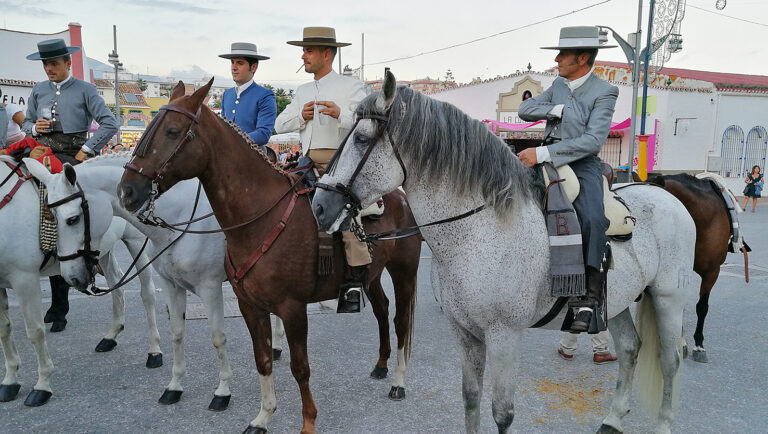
[542,164,635,236]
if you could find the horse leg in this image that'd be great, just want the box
[199,282,232,411]
[0,288,22,402]
[124,239,163,367]
[651,295,686,434]
[94,252,125,353]
[599,307,640,433]
[367,274,391,380]
[692,271,717,363]
[282,305,318,434]
[240,303,277,433]
[388,263,418,401]
[11,274,54,406]
[451,321,486,434]
[271,315,284,361]
[486,328,521,433]
[159,279,187,405]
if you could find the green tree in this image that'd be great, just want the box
[136,78,148,92]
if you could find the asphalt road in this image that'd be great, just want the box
[1,207,766,433]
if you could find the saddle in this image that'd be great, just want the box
[541,163,635,238]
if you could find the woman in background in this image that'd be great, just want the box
[743,165,764,212]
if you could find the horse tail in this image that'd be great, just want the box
[404,283,418,362]
[634,293,683,418]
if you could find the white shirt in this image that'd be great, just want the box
[537,66,596,163]
[274,70,368,155]
[4,103,24,141]
[235,80,253,98]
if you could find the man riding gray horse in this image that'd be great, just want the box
[518,26,619,333]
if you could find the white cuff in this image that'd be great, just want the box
[549,104,564,118]
[32,125,39,136]
[536,146,552,163]
[80,145,93,154]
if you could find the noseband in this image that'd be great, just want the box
[123,104,201,223]
[316,108,407,216]
[47,182,101,291]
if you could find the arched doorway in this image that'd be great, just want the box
[743,126,768,174]
[719,125,745,178]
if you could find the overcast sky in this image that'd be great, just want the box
[2,0,766,89]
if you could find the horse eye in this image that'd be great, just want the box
[66,215,80,226]
[354,133,369,145]
[166,128,181,138]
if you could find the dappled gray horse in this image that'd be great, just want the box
[312,71,698,434]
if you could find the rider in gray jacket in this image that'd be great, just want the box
[518,26,618,333]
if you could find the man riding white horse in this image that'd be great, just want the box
[518,26,619,333]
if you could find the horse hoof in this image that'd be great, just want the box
[158,389,183,405]
[596,423,622,433]
[50,321,66,333]
[242,425,267,434]
[682,344,688,360]
[95,338,118,352]
[208,394,231,411]
[23,389,52,407]
[370,366,388,379]
[146,353,163,369]
[691,349,709,363]
[388,386,406,401]
[272,348,282,361]
[0,384,21,402]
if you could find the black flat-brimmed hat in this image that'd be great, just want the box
[218,42,270,61]
[26,39,81,61]
[287,27,351,47]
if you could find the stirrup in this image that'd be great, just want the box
[337,284,362,313]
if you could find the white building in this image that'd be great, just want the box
[428,61,768,192]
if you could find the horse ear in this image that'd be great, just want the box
[63,164,77,186]
[170,80,186,101]
[379,69,397,111]
[188,77,214,111]
[22,157,52,185]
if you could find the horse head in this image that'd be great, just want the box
[313,70,405,232]
[119,78,214,212]
[24,158,114,290]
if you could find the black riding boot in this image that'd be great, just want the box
[569,266,607,334]
[337,265,367,313]
[45,275,70,332]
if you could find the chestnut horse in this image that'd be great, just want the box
[650,173,743,363]
[118,80,420,433]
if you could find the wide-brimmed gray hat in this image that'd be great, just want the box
[541,26,616,50]
[26,39,81,61]
[218,42,270,61]
[287,27,351,47]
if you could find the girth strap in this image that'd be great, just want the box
[225,191,300,292]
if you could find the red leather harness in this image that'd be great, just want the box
[0,162,33,211]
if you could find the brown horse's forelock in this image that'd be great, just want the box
[356,86,544,215]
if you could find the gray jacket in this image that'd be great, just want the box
[22,77,118,153]
[0,104,7,145]
[519,74,618,167]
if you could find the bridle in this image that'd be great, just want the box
[316,107,408,217]
[46,182,101,293]
[123,104,202,224]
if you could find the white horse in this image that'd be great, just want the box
[23,153,284,411]
[311,73,698,433]
[0,156,161,406]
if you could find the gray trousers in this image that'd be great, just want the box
[570,155,609,270]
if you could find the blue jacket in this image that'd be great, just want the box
[221,83,276,145]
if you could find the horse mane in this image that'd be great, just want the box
[211,111,288,176]
[80,150,133,165]
[356,86,542,215]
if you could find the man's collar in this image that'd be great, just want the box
[52,74,72,88]
[564,66,595,92]
[235,80,254,97]
[315,69,337,84]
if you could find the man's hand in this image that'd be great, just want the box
[35,119,52,133]
[301,101,315,121]
[74,150,88,162]
[518,148,538,167]
[29,147,49,159]
[316,101,340,119]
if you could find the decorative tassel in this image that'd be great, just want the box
[551,273,585,297]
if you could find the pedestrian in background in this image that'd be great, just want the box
[743,165,763,213]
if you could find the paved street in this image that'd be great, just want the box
[1,207,766,433]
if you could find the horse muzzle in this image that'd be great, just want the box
[312,189,353,232]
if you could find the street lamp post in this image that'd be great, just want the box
[108,25,123,145]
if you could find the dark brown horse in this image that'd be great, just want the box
[649,173,737,363]
[118,80,420,433]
